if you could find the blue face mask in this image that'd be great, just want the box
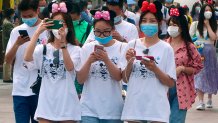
[95,35,113,45]
[140,24,158,37]
[22,17,38,27]
[114,16,122,24]
[165,0,173,3]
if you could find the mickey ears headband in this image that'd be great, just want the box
[141,1,157,13]
[48,1,72,14]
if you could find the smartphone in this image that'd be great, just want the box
[18,30,29,37]
[143,56,158,64]
[135,56,142,60]
[94,45,104,51]
[142,56,151,61]
[46,19,63,29]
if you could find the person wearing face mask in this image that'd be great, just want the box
[24,1,81,123]
[85,0,139,43]
[2,8,15,83]
[190,4,218,110]
[121,1,176,123]
[77,10,125,123]
[167,7,203,123]
[191,2,202,21]
[4,0,48,123]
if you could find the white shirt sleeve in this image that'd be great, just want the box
[69,46,81,72]
[5,29,18,54]
[24,45,44,71]
[78,43,93,70]
[127,25,139,41]
[165,46,177,81]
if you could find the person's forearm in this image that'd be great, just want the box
[122,59,134,83]
[183,66,194,75]
[207,25,217,41]
[77,60,91,84]
[5,43,19,64]
[154,67,175,87]
[24,32,40,61]
[104,59,122,81]
[62,48,74,71]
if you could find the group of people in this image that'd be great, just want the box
[2,0,218,123]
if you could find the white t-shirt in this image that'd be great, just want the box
[5,23,47,96]
[25,43,81,121]
[124,10,137,23]
[121,39,176,123]
[80,40,125,119]
[160,6,170,35]
[85,20,139,43]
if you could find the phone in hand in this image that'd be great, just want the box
[143,56,158,64]
[135,56,142,60]
[94,45,104,52]
[46,19,63,29]
[18,30,29,37]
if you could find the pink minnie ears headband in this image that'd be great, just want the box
[170,8,180,17]
[94,11,110,20]
[52,2,67,13]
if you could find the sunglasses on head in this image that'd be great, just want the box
[53,50,59,68]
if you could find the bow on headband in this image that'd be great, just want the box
[170,8,180,17]
[207,0,213,5]
[52,2,67,13]
[94,11,110,20]
[141,1,157,13]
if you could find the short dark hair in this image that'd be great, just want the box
[18,0,39,12]
[70,3,81,15]
[3,8,15,19]
[105,0,124,9]
[80,1,88,10]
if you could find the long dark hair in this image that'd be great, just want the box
[197,4,217,38]
[168,7,193,60]
[47,12,76,45]
[191,2,201,17]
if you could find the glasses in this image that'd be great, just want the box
[53,50,59,68]
[94,30,112,37]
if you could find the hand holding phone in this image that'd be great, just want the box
[94,45,104,52]
[46,19,63,29]
[18,30,29,38]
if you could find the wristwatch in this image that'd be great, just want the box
[61,45,67,49]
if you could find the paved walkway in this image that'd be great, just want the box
[0,80,218,123]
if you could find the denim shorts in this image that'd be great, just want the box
[81,116,123,123]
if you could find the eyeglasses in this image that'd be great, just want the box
[94,30,112,37]
[53,50,59,68]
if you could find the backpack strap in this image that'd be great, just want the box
[38,45,47,75]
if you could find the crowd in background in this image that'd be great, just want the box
[1,0,218,123]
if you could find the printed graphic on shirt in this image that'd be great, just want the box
[41,57,66,82]
[131,61,155,79]
[37,38,47,45]
[89,57,119,81]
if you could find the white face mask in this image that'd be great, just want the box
[204,11,212,19]
[167,26,180,38]
[52,28,68,40]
